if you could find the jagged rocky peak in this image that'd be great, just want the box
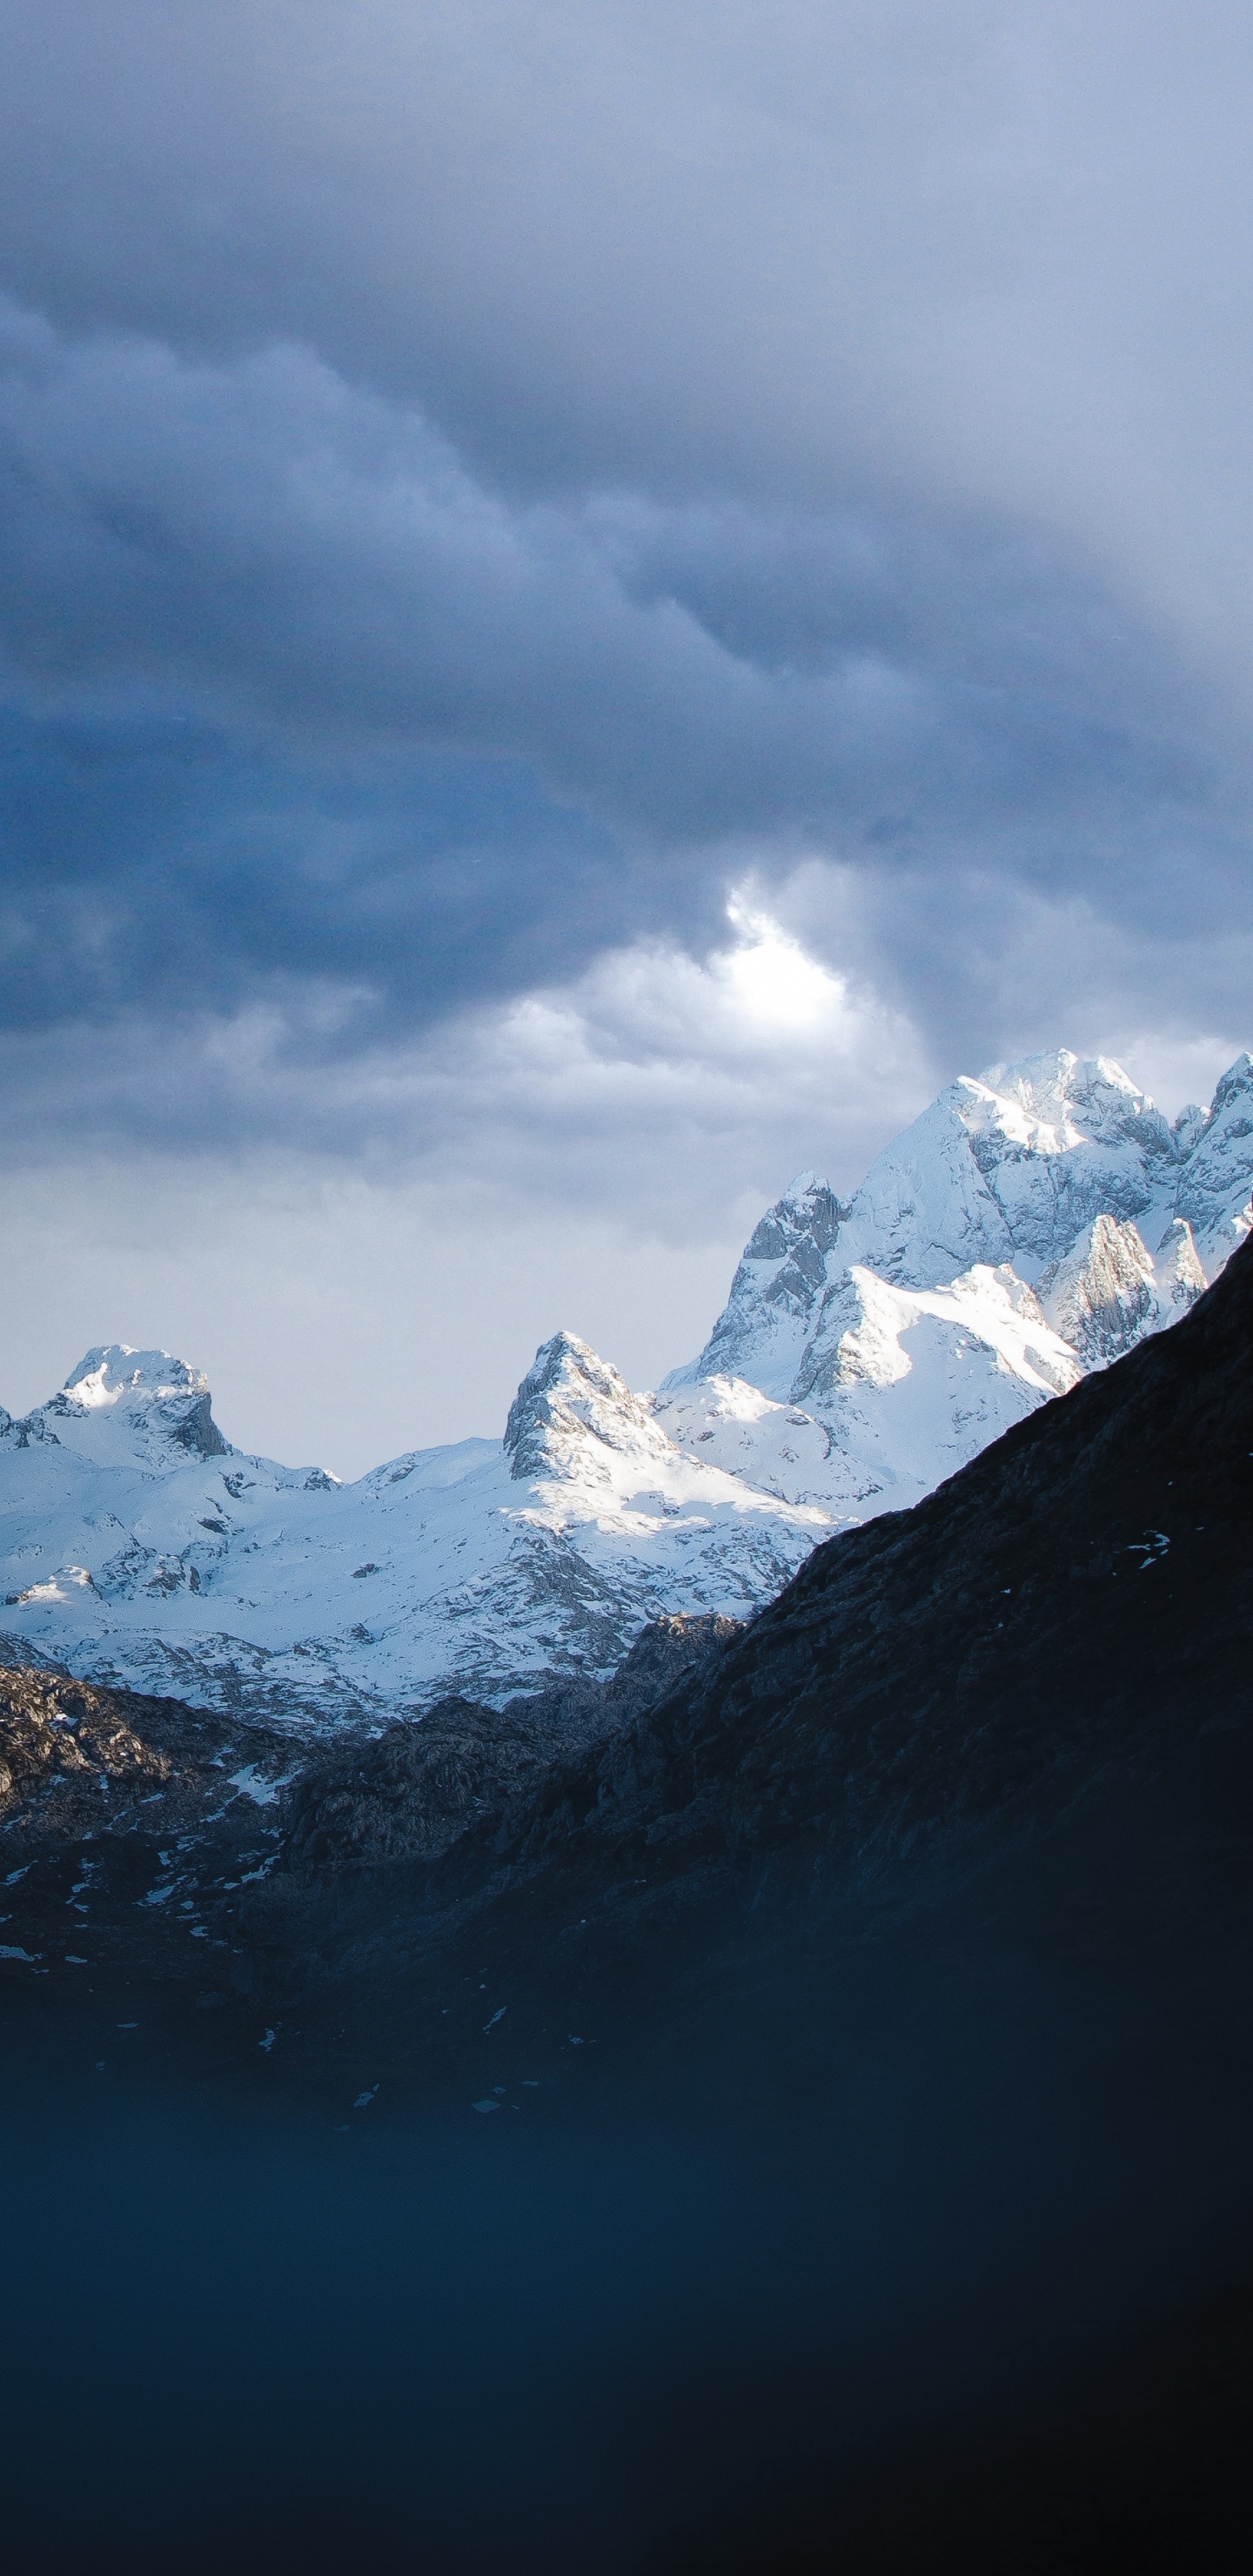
[503,1330,663,1483]
[1155,1217,1208,1313]
[1174,1051,1253,1265]
[741,1171,847,1265]
[665,1171,849,1399]
[871,1051,1175,1281]
[1039,1215,1158,1369]
[46,1345,229,1459]
[674,1044,1253,1415]
[979,1048,1174,1152]
[1170,1100,1208,1157]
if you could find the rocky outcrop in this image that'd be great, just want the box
[673,1173,848,1398]
[0,1663,296,1984]
[282,1612,740,1874]
[1038,1212,1159,1366]
[0,1665,171,1819]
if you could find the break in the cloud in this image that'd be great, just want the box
[0,2,1250,1452]
[0,890,1243,1474]
[0,894,938,1467]
[0,889,931,1209]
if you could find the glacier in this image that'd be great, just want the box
[2,1046,1250,1726]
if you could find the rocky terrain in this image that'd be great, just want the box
[0,1650,296,1996]
[281,1610,737,1873]
[0,1610,738,2005]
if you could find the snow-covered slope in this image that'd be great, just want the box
[671,1052,1252,1405]
[3,1048,1249,1727]
[655,1265,1079,1514]
[0,1334,828,1727]
[661,1048,1253,1517]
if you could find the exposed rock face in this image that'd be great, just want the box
[0,1662,296,1986]
[1155,1214,1209,1314]
[0,1666,171,1819]
[284,1698,556,1872]
[0,1614,742,1982]
[282,1612,740,1873]
[503,1331,667,1482]
[687,1174,849,1397]
[1038,1212,1160,1366]
[1174,1050,1253,1269]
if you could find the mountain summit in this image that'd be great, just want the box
[53,1346,228,1461]
[667,1049,1249,1410]
[654,1050,1252,1520]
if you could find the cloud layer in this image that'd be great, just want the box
[0,2,1250,1452]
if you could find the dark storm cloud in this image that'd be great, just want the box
[0,2,1250,1148]
[0,301,1242,1067]
[0,693,639,1038]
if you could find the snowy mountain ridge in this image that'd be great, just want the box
[667,1050,1251,1407]
[0,1328,826,1727]
[2,1045,1250,1727]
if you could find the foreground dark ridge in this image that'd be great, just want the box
[279,1224,1252,1998]
[2,1242,1251,2576]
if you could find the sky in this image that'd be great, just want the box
[1,0,1251,1472]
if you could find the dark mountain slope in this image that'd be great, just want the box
[318,1224,1251,1991]
[284,1613,738,1873]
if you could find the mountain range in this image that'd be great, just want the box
[2,1045,1250,1726]
[3,1096,1252,2575]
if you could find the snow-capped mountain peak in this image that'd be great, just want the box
[63,1346,209,1407]
[975,1048,1172,1156]
[661,1171,848,1399]
[504,1331,666,1482]
[656,1044,1251,1533]
[1174,1051,1253,1271]
[0,1322,829,1722]
[37,1345,231,1466]
[852,1050,1177,1291]
[673,1048,1252,1407]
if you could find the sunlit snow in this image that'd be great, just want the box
[1,1047,1249,1726]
